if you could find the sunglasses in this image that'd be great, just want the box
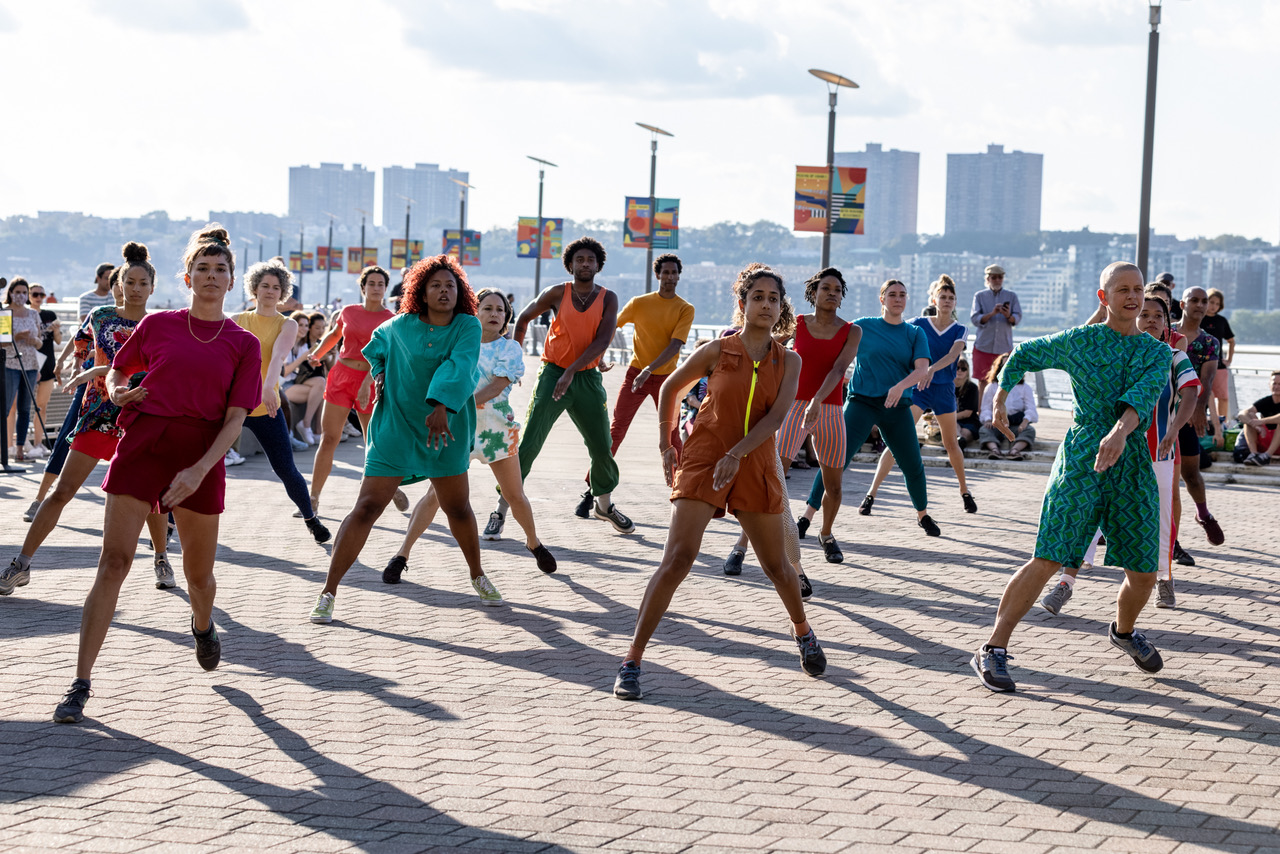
[30,291,46,297]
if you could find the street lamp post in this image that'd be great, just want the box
[450,178,475,266]
[808,69,859,269]
[526,156,558,295]
[396,196,414,271]
[1135,0,1162,278]
[324,214,335,307]
[297,224,305,300]
[355,209,368,273]
[636,123,674,293]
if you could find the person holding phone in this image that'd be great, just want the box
[970,265,1021,402]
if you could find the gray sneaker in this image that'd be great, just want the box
[154,556,176,590]
[1040,580,1073,615]
[1155,577,1176,609]
[970,645,1015,692]
[482,511,505,541]
[0,559,31,596]
[1108,622,1164,673]
[593,502,636,534]
[23,500,41,523]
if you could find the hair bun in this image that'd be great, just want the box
[199,224,231,245]
[939,274,955,287]
[122,241,150,264]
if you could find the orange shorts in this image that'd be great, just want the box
[670,437,786,518]
[324,361,376,414]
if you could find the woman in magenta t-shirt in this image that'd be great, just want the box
[303,266,397,514]
[53,225,263,725]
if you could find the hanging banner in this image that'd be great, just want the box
[347,247,363,274]
[390,239,427,270]
[516,217,563,259]
[794,166,866,234]
[317,246,341,271]
[622,197,679,249]
[364,247,378,268]
[288,251,315,273]
[442,230,481,266]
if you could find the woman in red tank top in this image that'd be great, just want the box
[612,266,826,702]
[303,266,402,515]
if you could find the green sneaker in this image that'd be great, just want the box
[470,575,504,606]
[309,592,335,623]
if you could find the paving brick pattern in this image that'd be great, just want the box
[3,356,1279,853]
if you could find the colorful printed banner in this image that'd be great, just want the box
[288,251,315,273]
[622,197,679,249]
[317,246,342,271]
[516,217,563,259]
[442,230,481,267]
[347,247,379,274]
[390,239,426,270]
[794,166,866,235]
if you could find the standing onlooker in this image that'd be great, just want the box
[970,264,1022,402]
[3,278,43,461]
[1174,287,1225,548]
[77,263,116,322]
[1202,288,1236,429]
[28,283,60,456]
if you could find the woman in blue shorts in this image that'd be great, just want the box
[863,275,976,515]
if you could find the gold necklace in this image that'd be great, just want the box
[188,310,227,344]
[572,285,595,310]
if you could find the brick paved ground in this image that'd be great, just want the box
[2,356,1279,853]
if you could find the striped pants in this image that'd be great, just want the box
[776,399,845,468]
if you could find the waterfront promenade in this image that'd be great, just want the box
[2,357,1278,853]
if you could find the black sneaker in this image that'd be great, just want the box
[919,515,941,537]
[962,492,978,514]
[383,555,408,584]
[573,490,593,519]
[818,534,844,564]
[305,516,331,544]
[528,543,557,574]
[796,516,810,539]
[53,678,92,724]
[970,645,1015,692]
[723,549,745,576]
[614,661,643,700]
[1172,540,1196,567]
[1108,622,1163,673]
[859,494,874,516]
[792,628,827,676]
[798,572,812,599]
[593,502,636,534]
[482,511,505,541]
[192,617,221,671]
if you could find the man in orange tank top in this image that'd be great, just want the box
[496,237,635,534]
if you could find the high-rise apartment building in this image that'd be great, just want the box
[945,144,1043,235]
[382,163,470,232]
[288,163,375,230]
[833,143,919,247]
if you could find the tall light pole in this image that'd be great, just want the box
[297,224,305,300]
[321,213,337,307]
[527,155,558,295]
[395,196,414,270]
[1135,0,1162,278]
[255,232,267,263]
[636,123,674,293]
[808,69,858,269]
[355,208,368,272]
[450,178,475,265]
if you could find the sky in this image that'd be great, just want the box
[1,0,1277,241]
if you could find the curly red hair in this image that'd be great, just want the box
[398,254,478,318]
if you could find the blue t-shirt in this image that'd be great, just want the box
[911,316,967,387]
[848,316,930,400]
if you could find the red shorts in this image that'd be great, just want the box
[70,430,120,461]
[102,413,226,515]
[324,361,376,414]
[972,349,1005,384]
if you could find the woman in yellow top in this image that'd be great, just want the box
[232,259,331,544]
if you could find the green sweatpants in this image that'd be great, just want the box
[519,363,620,496]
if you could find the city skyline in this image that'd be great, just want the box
[0,1,1276,242]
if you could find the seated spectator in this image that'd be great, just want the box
[1233,370,1280,466]
[979,353,1037,460]
[954,357,981,448]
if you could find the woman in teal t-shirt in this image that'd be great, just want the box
[800,279,938,563]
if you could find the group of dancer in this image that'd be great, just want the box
[0,223,1233,720]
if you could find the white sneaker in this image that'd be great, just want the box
[224,449,246,467]
[289,435,308,451]
[301,426,316,445]
[342,423,360,439]
[23,443,48,459]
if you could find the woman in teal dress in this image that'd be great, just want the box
[309,255,490,624]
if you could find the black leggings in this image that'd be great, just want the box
[244,409,314,518]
